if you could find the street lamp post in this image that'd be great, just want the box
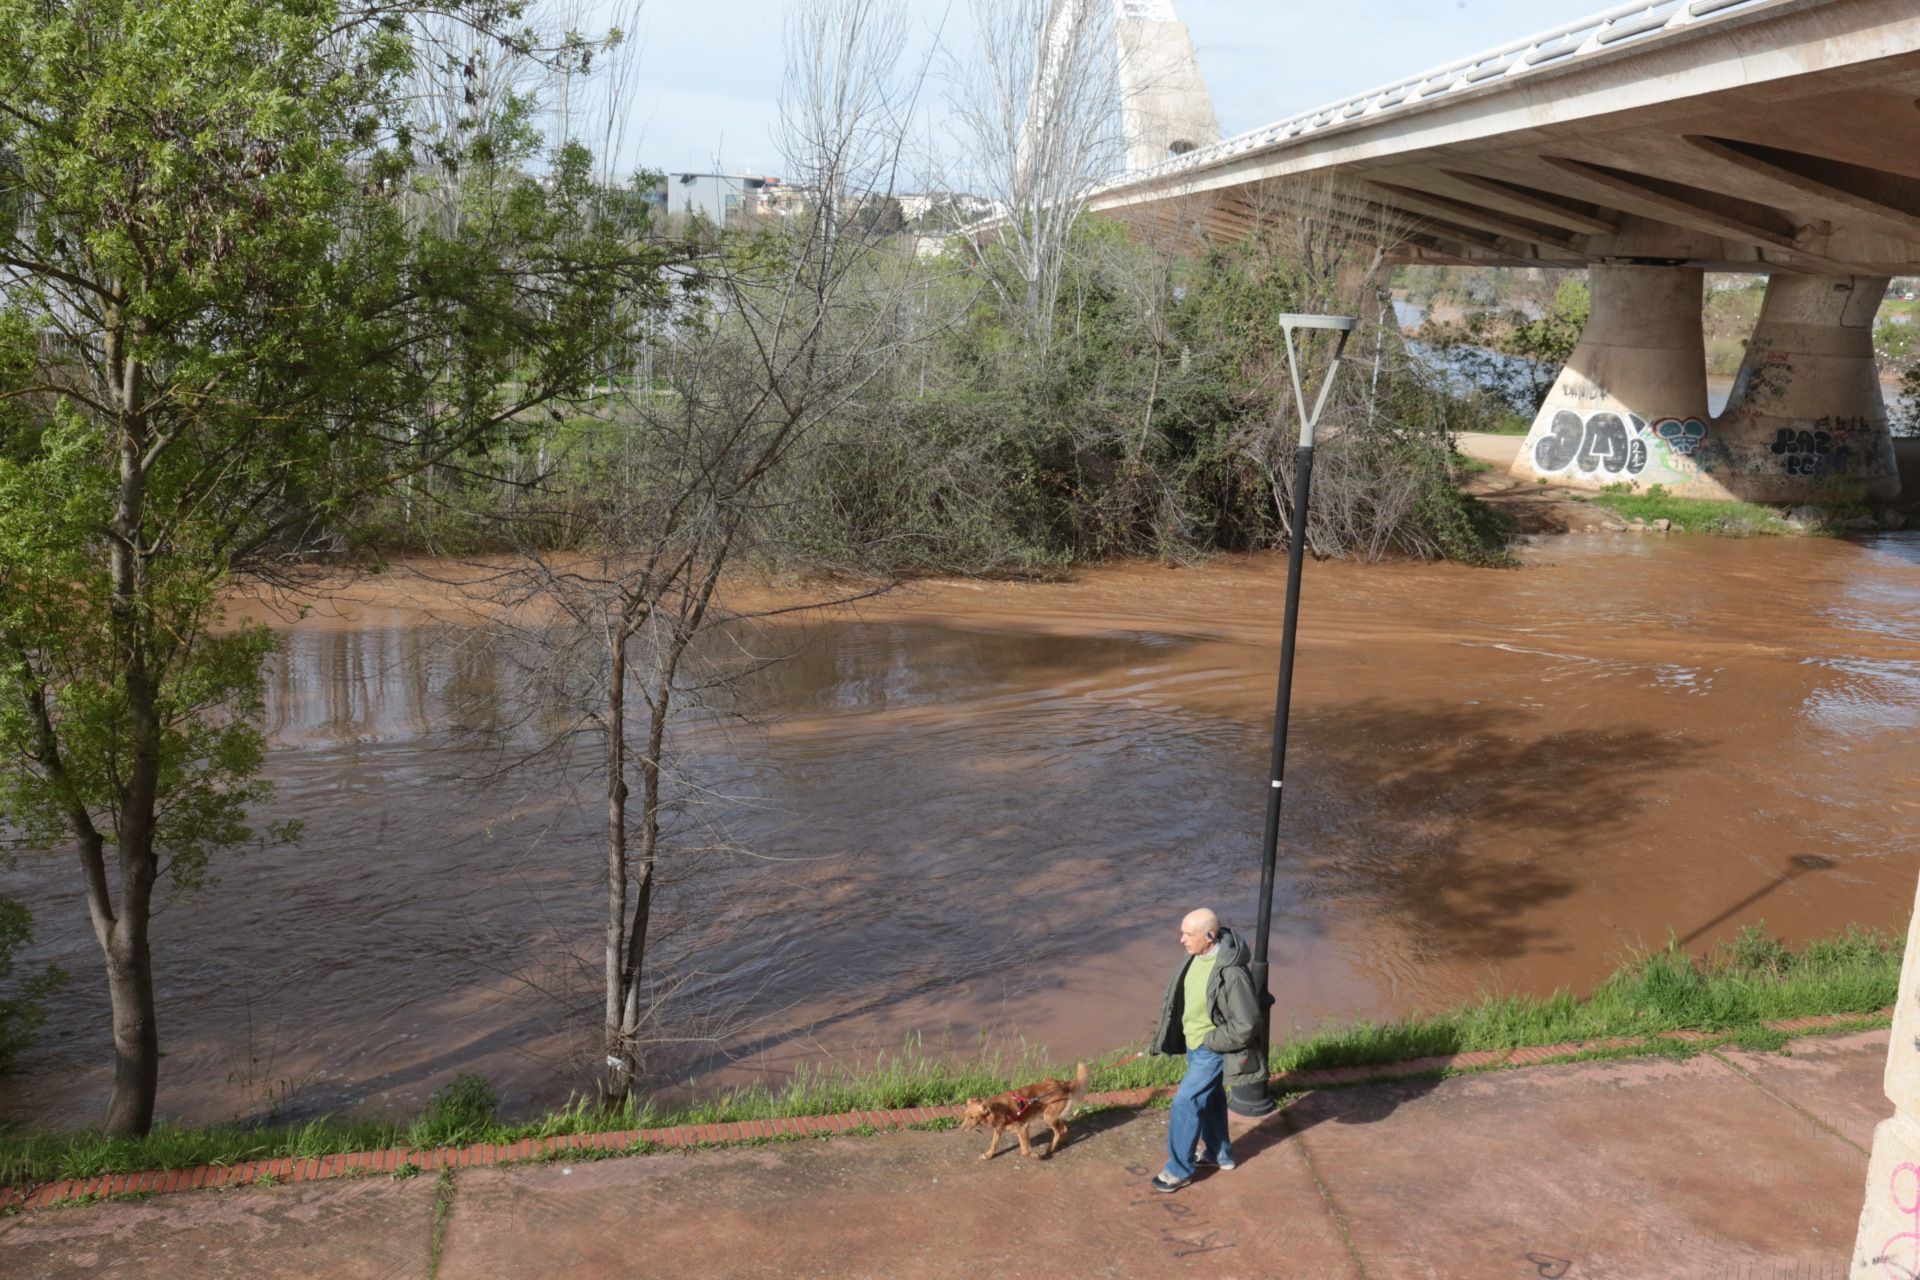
[1227,312,1358,1118]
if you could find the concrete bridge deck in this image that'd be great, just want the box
[1090,0,1920,507]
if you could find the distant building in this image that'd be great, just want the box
[897,192,995,232]
[653,173,789,226]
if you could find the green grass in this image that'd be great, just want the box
[427,1169,455,1279]
[0,926,1896,1188]
[1476,412,1535,436]
[1256,926,1894,1074]
[1592,483,1793,535]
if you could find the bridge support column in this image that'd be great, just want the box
[1509,264,1711,493]
[1702,273,1899,503]
[1852,872,1920,1275]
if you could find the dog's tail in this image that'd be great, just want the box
[1065,1061,1090,1117]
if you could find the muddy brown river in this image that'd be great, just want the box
[5,533,1919,1129]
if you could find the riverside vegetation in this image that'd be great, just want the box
[364,213,1520,573]
[1,0,1882,1159]
[0,926,1896,1189]
[0,0,1514,1149]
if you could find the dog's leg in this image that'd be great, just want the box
[1015,1124,1035,1158]
[1050,1118,1068,1155]
[980,1128,1001,1161]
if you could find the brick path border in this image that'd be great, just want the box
[0,1009,1885,1213]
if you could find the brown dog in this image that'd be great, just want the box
[959,1062,1090,1160]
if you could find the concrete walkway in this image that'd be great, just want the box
[2,1028,1887,1279]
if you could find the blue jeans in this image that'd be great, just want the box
[1164,1045,1231,1181]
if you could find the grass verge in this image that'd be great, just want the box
[0,926,1896,1188]
[1588,483,1793,535]
[427,1168,454,1279]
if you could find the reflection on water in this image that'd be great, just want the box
[4,534,1919,1127]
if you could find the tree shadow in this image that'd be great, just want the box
[1277,698,1700,963]
[660,687,1701,1091]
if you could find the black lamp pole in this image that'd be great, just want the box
[1228,313,1357,1118]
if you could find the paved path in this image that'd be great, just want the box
[1455,430,1525,469]
[1,1029,1887,1279]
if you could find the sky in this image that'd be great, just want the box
[621,0,1617,181]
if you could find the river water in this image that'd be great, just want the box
[5,534,1920,1129]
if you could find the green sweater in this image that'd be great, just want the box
[1150,925,1264,1093]
[1182,952,1218,1049]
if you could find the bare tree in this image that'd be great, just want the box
[1221,178,1490,560]
[948,0,1121,348]
[402,3,634,236]
[445,0,928,1099]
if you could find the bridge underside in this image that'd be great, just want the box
[1092,0,1920,503]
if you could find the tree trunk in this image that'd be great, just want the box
[102,922,159,1135]
[603,634,630,1098]
[97,308,164,1137]
[616,686,669,1058]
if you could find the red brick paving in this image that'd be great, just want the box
[1,1027,1891,1279]
[0,1009,1886,1215]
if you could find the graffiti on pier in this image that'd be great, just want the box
[1770,415,1865,478]
[1532,403,1883,486]
[1552,377,1612,404]
[1652,417,1706,457]
[1876,1161,1920,1279]
[1771,427,1837,476]
[1533,410,1651,478]
[1730,339,1795,410]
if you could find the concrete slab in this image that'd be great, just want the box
[1716,1030,1887,1153]
[434,1110,1362,1280]
[1,1030,1894,1278]
[1288,1051,1867,1280]
[0,1173,438,1280]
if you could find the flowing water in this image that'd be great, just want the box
[5,533,1920,1128]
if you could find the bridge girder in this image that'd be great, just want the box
[1088,0,1920,275]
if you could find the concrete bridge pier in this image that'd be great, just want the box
[1510,264,1711,492]
[1704,273,1900,504]
[1510,266,1902,503]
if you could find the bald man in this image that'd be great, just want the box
[1144,907,1260,1192]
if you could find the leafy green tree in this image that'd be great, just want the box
[0,896,65,1070]
[1501,277,1591,392]
[0,0,667,1134]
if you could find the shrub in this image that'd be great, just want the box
[0,897,65,1071]
[409,1073,500,1148]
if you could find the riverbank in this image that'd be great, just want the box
[1,1023,1893,1277]
[7,531,1919,1134]
[0,927,1895,1190]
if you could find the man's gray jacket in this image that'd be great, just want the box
[1148,924,1266,1092]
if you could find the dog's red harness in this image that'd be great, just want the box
[1006,1093,1038,1122]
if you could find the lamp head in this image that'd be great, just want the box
[1276,314,1359,448]
[1276,314,1358,332]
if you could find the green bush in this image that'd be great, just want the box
[0,897,65,1072]
[409,1073,500,1148]
[357,221,1518,571]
